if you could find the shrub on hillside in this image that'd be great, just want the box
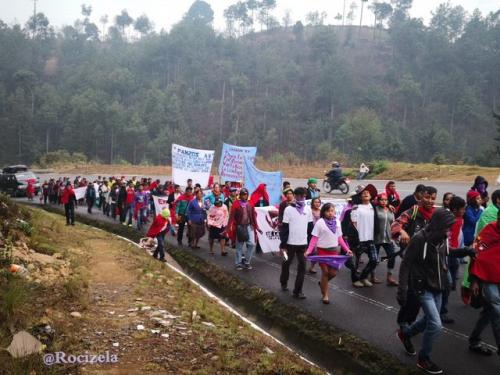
[370,160,389,175]
[37,150,87,168]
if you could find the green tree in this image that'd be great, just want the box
[184,1,215,25]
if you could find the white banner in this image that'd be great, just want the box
[255,199,348,253]
[172,144,215,187]
[218,143,257,182]
[153,195,170,215]
[74,187,87,200]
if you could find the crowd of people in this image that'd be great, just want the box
[36,173,499,374]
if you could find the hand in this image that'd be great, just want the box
[396,289,407,306]
[471,281,480,296]
[389,205,396,213]
[346,249,353,256]
[279,248,287,257]
[399,230,410,246]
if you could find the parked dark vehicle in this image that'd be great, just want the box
[0,166,40,197]
[323,174,350,194]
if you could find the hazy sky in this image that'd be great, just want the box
[1,0,498,33]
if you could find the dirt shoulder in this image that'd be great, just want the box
[34,161,498,182]
[0,203,324,374]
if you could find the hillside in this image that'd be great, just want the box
[0,1,499,168]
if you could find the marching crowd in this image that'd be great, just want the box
[37,173,499,374]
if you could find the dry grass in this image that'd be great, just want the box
[35,161,499,182]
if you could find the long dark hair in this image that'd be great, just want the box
[311,197,321,210]
[320,203,336,219]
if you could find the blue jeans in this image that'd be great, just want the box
[404,291,442,360]
[153,231,166,260]
[137,207,147,230]
[482,283,500,348]
[235,226,255,266]
[358,241,379,280]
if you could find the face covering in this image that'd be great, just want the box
[295,199,305,215]
[324,216,337,234]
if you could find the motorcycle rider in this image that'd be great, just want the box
[326,162,343,186]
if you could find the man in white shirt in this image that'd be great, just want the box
[351,184,379,287]
[279,187,313,299]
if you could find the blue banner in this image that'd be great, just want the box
[243,157,283,206]
[218,143,257,182]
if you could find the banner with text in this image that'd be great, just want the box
[74,187,87,201]
[218,143,257,182]
[243,157,282,206]
[172,144,215,187]
[255,199,348,253]
[152,195,170,216]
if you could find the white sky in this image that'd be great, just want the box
[1,0,498,33]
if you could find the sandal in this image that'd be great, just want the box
[322,298,330,304]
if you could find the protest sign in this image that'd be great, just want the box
[172,144,214,187]
[74,187,86,200]
[152,195,170,216]
[218,143,257,182]
[243,157,282,206]
[255,199,348,253]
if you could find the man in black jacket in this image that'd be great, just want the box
[396,208,459,374]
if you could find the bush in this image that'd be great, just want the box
[37,150,88,168]
[268,153,285,164]
[432,154,447,165]
[370,160,389,175]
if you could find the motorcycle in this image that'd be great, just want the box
[323,174,350,194]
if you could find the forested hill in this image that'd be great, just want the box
[0,1,499,167]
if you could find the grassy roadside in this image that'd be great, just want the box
[0,199,325,374]
[36,203,419,375]
[33,161,498,182]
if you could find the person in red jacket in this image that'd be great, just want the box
[61,182,77,225]
[147,208,175,262]
[26,180,35,201]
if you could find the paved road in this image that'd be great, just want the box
[18,195,499,375]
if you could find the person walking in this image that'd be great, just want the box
[357,163,370,180]
[279,187,313,299]
[134,184,148,230]
[207,198,229,256]
[470,176,489,207]
[249,183,270,207]
[385,181,401,212]
[351,184,379,288]
[61,182,76,226]
[305,203,352,304]
[187,189,207,249]
[122,182,135,226]
[147,208,175,262]
[396,208,457,374]
[397,184,426,217]
[374,193,398,286]
[307,197,322,275]
[85,182,96,214]
[463,191,484,247]
[306,178,320,199]
[468,210,500,356]
[175,187,194,246]
[227,188,261,270]
[224,187,238,249]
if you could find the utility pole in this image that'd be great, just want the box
[342,0,346,26]
[32,0,37,38]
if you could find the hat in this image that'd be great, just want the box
[160,208,170,219]
[307,178,318,184]
[239,188,249,195]
[466,190,481,202]
[355,184,378,198]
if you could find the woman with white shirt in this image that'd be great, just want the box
[305,203,352,304]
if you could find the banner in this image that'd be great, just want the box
[218,143,257,182]
[172,144,215,187]
[74,187,86,200]
[152,195,170,216]
[255,199,348,253]
[243,157,282,206]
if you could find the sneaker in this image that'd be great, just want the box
[293,293,306,299]
[128,224,132,227]
[236,265,243,271]
[468,343,493,356]
[397,329,416,356]
[361,279,373,287]
[440,314,455,324]
[370,277,383,284]
[244,264,253,270]
[281,285,289,292]
[416,358,443,374]
[353,281,364,288]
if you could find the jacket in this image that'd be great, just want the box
[398,209,455,295]
[186,199,207,224]
[463,205,483,246]
[61,187,76,205]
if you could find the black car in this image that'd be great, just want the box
[0,165,40,197]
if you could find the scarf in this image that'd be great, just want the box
[239,199,248,208]
[471,222,500,283]
[418,205,435,222]
[250,184,270,207]
[324,217,337,234]
[295,199,305,215]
